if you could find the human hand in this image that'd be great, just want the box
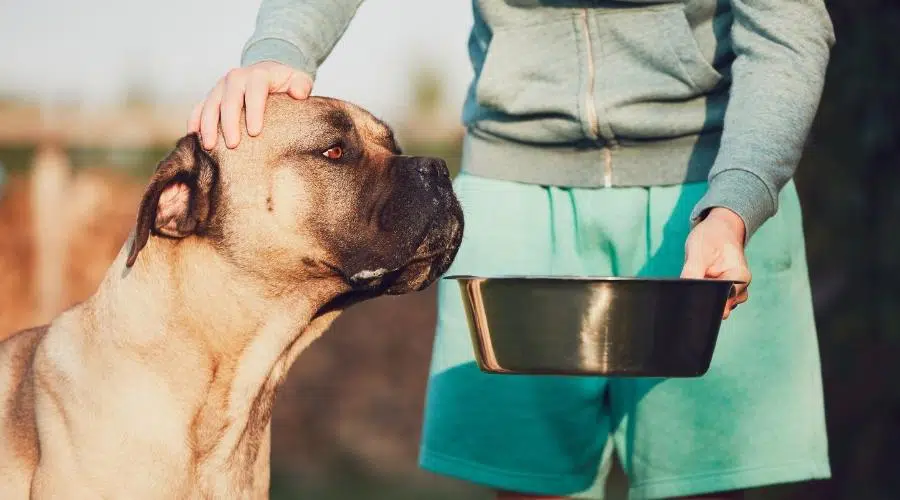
[681,207,751,320]
[187,61,314,150]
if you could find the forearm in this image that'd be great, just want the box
[691,0,835,241]
[241,0,365,78]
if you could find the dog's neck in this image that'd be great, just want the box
[66,235,345,496]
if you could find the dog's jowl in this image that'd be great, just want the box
[0,95,464,499]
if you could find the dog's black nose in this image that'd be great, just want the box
[414,157,450,178]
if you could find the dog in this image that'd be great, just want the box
[0,95,464,499]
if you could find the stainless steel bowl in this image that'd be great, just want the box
[448,275,740,378]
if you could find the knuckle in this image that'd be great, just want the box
[249,67,269,80]
[224,70,247,88]
[208,80,226,98]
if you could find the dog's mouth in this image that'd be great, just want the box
[314,201,463,319]
[385,208,464,295]
[347,266,402,290]
[346,208,463,295]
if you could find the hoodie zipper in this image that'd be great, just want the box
[579,8,614,188]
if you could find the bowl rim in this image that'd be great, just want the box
[444,274,747,285]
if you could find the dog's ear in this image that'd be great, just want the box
[126,133,219,268]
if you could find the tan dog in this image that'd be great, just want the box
[0,95,464,499]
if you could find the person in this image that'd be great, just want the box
[190,1,835,498]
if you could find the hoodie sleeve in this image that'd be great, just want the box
[240,0,366,78]
[689,0,835,242]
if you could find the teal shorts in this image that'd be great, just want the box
[418,171,831,499]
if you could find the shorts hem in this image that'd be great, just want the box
[629,460,832,500]
[418,447,598,496]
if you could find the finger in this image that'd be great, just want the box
[708,257,751,300]
[199,79,226,150]
[187,102,202,133]
[244,71,268,137]
[286,73,313,100]
[722,287,749,319]
[722,288,734,319]
[723,305,735,320]
[220,71,248,149]
[730,265,751,297]
[722,296,737,319]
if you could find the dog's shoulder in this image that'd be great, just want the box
[1,324,47,413]
[0,324,47,411]
[0,324,47,364]
[0,324,46,475]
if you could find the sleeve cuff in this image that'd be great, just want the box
[241,38,318,78]
[690,169,777,245]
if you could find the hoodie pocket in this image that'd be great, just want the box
[601,4,724,94]
[598,4,725,139]
[659,6,724,92]
[472,18,586,143]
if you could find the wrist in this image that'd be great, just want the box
[242,38,318,78]
[706,207,746,244]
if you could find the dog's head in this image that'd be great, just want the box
[126,95,463,300]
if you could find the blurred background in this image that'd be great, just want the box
[0,0,897,499]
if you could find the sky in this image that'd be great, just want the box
[0,0,475,123]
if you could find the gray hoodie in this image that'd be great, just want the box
[241,0,835,240]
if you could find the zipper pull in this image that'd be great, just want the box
[603,147,613,188]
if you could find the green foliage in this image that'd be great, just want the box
[409,64,445,116]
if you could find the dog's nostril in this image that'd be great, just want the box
[416,158,450,178]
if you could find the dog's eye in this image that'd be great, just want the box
[323,146,343,160]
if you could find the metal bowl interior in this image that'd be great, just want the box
[446,275,741,378]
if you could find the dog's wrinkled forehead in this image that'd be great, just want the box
[257,95,401,155]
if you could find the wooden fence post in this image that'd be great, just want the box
[29,139,72,322]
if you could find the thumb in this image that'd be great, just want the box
[680,251,707,279]
[706,258,729,278]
